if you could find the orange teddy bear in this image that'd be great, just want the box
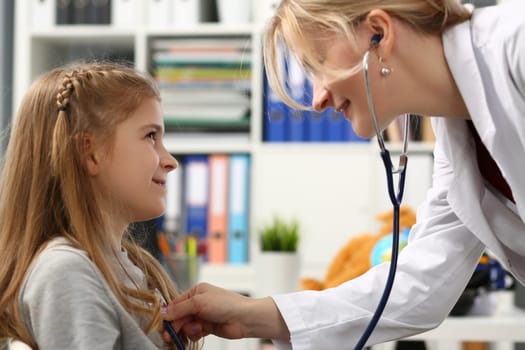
[301,206,416,290]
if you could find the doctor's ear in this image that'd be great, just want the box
[364,9,394,56]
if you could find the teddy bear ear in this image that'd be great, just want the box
[375,209,394,222]
[300,278,324,291]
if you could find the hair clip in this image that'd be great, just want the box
[58,106,67,112]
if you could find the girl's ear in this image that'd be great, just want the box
[364,9,395,58]
[76,133,101,176]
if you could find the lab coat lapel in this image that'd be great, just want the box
[442,20,507,260]
[444,13,525,230]
[442,119,506,261]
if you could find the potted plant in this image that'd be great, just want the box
[256,216,301,297]
[260,217,300,252]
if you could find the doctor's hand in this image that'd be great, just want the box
[162,282,290,342]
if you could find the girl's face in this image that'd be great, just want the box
[308,31,395,138]
[91,97,177,225]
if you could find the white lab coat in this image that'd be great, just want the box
[272,1,525,349]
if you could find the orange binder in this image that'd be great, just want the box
[206,154,229,264]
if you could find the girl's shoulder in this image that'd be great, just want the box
[33,237,92,271]
[22,237,105,295]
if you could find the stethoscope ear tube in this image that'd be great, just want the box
[353,49,409,350]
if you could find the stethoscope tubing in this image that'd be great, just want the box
[353,49,409,350]
[164,320,186,350]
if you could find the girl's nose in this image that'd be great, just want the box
[162,150,178,172]
[311,79,333,112]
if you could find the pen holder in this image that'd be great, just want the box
[162,253,201,293]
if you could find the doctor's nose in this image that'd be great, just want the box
[312,79,333,112]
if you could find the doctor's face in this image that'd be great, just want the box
[307,30,394,139]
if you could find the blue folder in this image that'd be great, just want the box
[182,155,209,238]
[227,154,250,263]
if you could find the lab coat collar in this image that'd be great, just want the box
[442,17,496,147]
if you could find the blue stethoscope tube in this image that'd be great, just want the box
[353,50,409,350]
[164,320,186,350]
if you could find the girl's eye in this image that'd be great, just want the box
[146,131,157,142]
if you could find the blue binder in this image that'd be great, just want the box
[324,108,345,142]
[182,155,209,238]
[227,154,250,264]
[306,110,324,142]
[288,109,306,142]
[263,74,287,142]
[303,80,323,142]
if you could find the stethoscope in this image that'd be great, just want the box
[353,40,409,350]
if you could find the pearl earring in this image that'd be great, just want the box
[379,57,392,76]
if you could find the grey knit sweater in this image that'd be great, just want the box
[19,238,165,349]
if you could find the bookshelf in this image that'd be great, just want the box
[13,2,435,349]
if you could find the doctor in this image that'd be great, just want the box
[163,0,525,348]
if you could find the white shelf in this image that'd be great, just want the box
[164,133,253,154]
[30,26,136,39]
[145,24,255,36]
[372,292,525,350]
[385,141,435,154]
[407,291,525,342]
[257,141,373,153]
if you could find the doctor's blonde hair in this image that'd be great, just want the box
[0,61,195,350]
[263,0,472,109]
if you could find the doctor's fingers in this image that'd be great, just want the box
[164,283,226,325]
[162,321,205,343]
[168,282,202,308]
[164,295,200,327]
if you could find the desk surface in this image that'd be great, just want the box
[407,291,525,342]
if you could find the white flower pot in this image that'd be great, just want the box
[255,251,300,297]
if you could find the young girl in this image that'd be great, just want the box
[0,61,196,350]
[164,0,525,349]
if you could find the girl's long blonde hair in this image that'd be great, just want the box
[0,61,194,349]
[263,0,472,109]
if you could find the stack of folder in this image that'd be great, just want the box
[161,153,251,265]
[152,38,252,133]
